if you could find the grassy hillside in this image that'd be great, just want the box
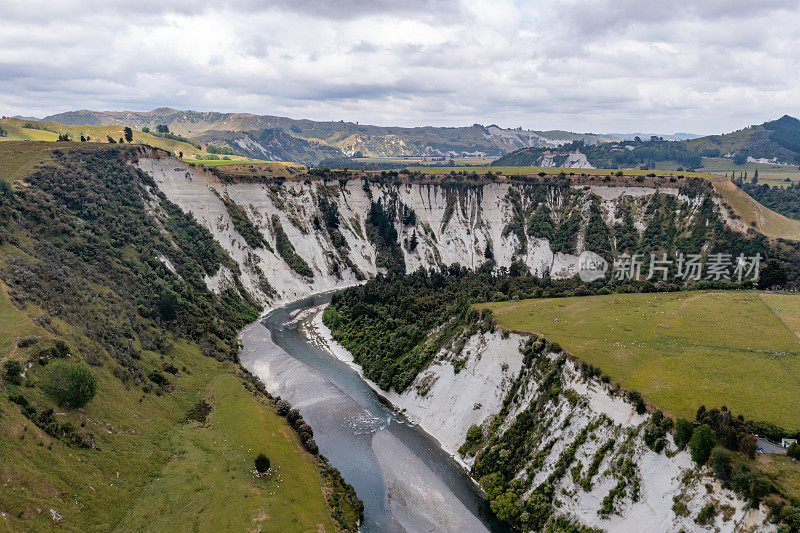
[0,118,208,159]
[709,177,800,240]
[0,144,359,531]
[478,291,800,428]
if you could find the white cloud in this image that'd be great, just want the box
[0,0,799,133]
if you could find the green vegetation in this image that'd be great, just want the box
[689,424,716,465]
[323,266,540,392]
[271,215,314,278]
[206,143,241,156]
[735,178,800,219]
[480,291,800,428]
[365,200,405,275]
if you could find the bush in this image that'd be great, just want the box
[695,502,716,524]
[788,442,800,459]
[675,418,694,448]
[4,359,23,385]
[689,424,716,465]
[709,446,733,481]
[45,361,97,408]
[254,453,270,473]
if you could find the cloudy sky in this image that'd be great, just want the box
[2,0,799,134]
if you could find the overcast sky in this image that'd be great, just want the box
[2,0,799,134]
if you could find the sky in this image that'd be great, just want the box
[1,0,800,134]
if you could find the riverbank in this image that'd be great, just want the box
[239,294,508,532]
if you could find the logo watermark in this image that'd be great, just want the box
[577,252,761,283]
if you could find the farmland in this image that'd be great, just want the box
[479,291,800,428]
[402,165,716,179]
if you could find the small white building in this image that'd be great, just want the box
[782,438,797,448]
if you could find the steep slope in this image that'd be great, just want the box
[0,144,360,531]
[710,176,800,240]
[136,154,800,310]
[309,312,769,532]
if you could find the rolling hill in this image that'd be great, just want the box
[685,115,800,164]
[39,108,619,162]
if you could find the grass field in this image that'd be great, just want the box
[478,291,800,428]
[0,118,207,158]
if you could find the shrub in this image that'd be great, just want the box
[695,502,716,524]
[147,370,170,387]
[689,424,716,465]
[45,361,97,408]
[254,453,270,473]
[4,359,23,385]
[635,398,646,415]
[788,442,800,459]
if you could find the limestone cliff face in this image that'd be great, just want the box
[136,157,714,309]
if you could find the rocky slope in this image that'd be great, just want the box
[135,154,736,310]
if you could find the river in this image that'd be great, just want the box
[239,292,510,533]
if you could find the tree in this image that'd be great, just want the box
[80,135,86,142]
[142,127,150,133]
[740,433,757,459]
[45,361,98,408]
[178,151,183,159]
[156,124,169,133]
[57,133,71,141]
[107,136,116,144]
[490,492,521,524]
[675,418,695,448]
[119,137,124,144]
[733,152,748,165]
[124,127,133,143]
[254,453,270,473]
[758,259,788,289]
[4,359,23,385]
[689,424,716,465]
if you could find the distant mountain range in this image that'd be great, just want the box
[13,109,800,167]
[38,108,618,164]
